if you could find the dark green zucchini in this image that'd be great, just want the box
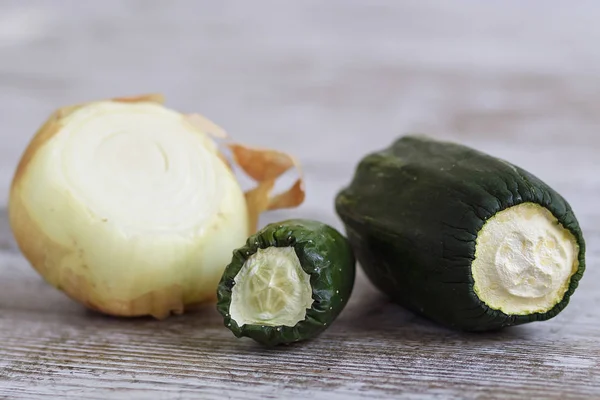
[335,135,585,331]
[216,219,356,346]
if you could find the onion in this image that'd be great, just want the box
[9,94,304,318]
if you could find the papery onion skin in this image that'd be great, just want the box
[9,96,251,318]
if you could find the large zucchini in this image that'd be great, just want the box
[335,135,585,331]
[217,219,356,345]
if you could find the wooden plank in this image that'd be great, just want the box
[0,213,599,399]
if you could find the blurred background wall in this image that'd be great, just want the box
[1,0,598,228]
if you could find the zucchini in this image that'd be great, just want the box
[216,219,356,345]
[335,135,585,331]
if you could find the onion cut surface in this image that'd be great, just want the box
[9,94,304,318]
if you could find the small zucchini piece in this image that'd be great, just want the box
[216,219,356,346]
[335,135,586,331]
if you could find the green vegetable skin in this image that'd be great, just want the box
[335,135,586,331]
[217,219,356,345]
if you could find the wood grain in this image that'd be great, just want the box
[1,233,599,400]
[1,1,600,399]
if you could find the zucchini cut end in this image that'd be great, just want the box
[229,246,313,327]
[472,202,580,315]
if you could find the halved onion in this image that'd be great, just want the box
[9,94,304,318]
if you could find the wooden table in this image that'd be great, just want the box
[1,1,599,398]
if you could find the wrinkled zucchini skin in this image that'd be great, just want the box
[217,219,356,346]
[335,135,585,331]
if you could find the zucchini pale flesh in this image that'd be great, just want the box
[335,135,585,331]
[217,219,356,345]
